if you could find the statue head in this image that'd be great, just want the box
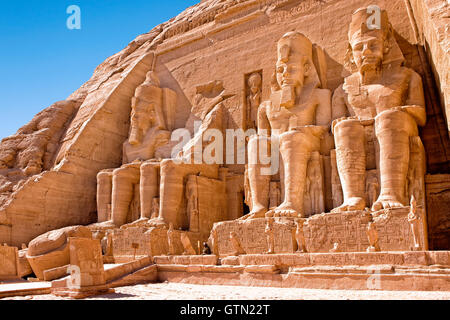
[248,73,262,95]
[129,71,163,145]
[346,7,404,75]
[276,32,313,91]
[276,32,317,108]
[347,8,391,74]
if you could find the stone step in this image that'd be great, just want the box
[0,281,51,298]
[105,256,153,283]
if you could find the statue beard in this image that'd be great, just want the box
[359,62,382,84]
[129,125,142,145]
[280,82,304,109]
[129,117,153,145]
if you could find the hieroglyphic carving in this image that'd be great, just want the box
[330,242,340,253]
[268,0,329,24]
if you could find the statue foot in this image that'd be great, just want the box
[89,220,117,229]
[331,197,365,213]
[371,196,405,211]
[147,218,168,228]
[270,203,302,218]
[239,206,267,220]
[120,218,150,229]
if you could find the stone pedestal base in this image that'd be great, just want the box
[213,207,427,256]
[109,226,204,262]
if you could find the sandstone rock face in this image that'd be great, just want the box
[0,0,448,250]
[425,174,450,249]
[409,0,450,136]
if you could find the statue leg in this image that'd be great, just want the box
[245,135,271,219]
[96,169,113,223]
[139,161,160,220]
[372,110,418,210]
[332,119,366,212]
[274,128,321,217]
[157,159,219,229]
[111,165,140,227]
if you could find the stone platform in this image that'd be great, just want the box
[0,281,51,299]
[213,207,428,255]
[108,226,203,263]
[153,251,450,291]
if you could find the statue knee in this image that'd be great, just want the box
[140,162,158,175]
[334,118,364,135]
[375,109,418,137]
[160,159,178,175]
[280,130,320,152]
[112,167,139,183]
[97,170,113,183]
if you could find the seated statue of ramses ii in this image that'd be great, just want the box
[331,8,426,212]
[95,69,226,229]
[245,32,332,219]
[96,71,176,228]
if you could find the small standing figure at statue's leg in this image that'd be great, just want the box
[265,218,275,254]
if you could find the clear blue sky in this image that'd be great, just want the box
[0,0,198,139]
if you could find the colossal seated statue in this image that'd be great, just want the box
[95,67,228,231]
[245,32,331,219]
[96,71,176,227]
[331,8,426,212]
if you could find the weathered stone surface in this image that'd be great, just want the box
[0,245,18,279]
[26,226,92,280]
[17,248,32,278]
[425,174,450,249]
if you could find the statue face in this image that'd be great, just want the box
[276,50,306,89]
[248,75,261,94]
[129,100,158,145]
[351,35,384,72]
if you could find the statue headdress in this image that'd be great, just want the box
[345,7,405,72]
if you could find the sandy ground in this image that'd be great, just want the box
[2,282,450,300]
